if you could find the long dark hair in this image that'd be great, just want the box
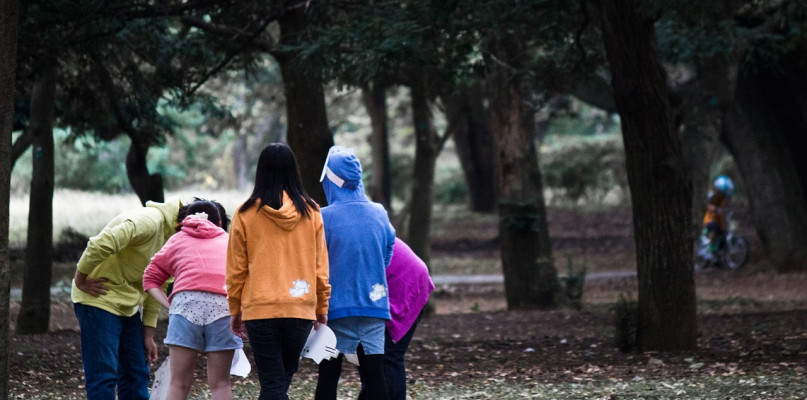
[239,143,318,218]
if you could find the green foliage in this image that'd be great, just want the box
[540,135,628,205]
[434,166,467,205]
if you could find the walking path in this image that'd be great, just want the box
[10,271,638,300]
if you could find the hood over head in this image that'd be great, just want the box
[257,192,302,231]
[146,197,183,240]
[180,215,226,239]
[320,146,367,204]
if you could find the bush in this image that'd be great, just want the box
[541,135,628,205]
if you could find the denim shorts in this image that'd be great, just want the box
[164,314,243,353]
[328,316,386,355]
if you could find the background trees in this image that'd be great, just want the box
[5,0,807,357]
[1,0,20,395]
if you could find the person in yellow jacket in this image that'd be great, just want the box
[71,198,182,400]
[227,143,331,400]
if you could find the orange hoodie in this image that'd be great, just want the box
[226,193,330,321]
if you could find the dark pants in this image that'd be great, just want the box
[73,303,150,400]
[316,344,388,400]
[382,316,421,400]
[246,318,312,400]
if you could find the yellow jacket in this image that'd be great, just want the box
[227,193,330,321]
[71,199,181,328]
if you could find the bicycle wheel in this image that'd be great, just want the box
[693,240,712,272]
[725,236,749,269]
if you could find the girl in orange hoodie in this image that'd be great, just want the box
[226,143,330,400]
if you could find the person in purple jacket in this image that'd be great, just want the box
[361,238,434,400]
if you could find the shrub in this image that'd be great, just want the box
[541,135,628,205]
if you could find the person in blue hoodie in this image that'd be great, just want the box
[315,146,396,400]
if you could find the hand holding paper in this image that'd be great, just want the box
[300,324,339,364]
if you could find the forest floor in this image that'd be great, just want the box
[8,204,807,399]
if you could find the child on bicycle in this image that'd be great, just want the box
[702,175,735,258]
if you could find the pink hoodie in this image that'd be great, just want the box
[386,238,435,342]
[143,217,229,301]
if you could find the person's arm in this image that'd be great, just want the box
[74,220,137,295]
[146,287,170,310]
[314,213,331,330]
[143,326,158,363]
[226,213,248,317]
[230,314,248,339]
[73,269,109,297]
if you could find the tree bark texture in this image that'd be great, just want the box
[126,137,164,205]
[406,79,437,264]
[677,56,739,234]
[16,64,57,335]
[1,0,20,395]
[443,81,498,213]
[599,0,696,351]
[487,36,559,310]
[278,7,333,206]
[724,65,807,271]
[362,83,391,210]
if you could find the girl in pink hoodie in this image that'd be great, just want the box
[143,199,242,400]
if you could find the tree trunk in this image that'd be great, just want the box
[724,65,807,271]
[1,0,20,395]
[125,137,164,205]
[599,0,696,351]
[16,64,56,335]
[233,131,249,191]
[406,78,437,264]
[362,83,391,211]
[487,37,559,310]
[444,80,497,213]
[277,7,333,206]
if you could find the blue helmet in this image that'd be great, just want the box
[713,175,735,196]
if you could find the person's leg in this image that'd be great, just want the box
[246,319,291,400]
[116,311,151,400]
[206,350,235,400]
[74,303,122,400]
[165,345,199,400]
[384,316,421,400]
[204,316,241,400]
[279,319,313,393]
[315,354,344,400]
[356,344,388,400]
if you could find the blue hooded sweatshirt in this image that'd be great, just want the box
[320,146,395,321]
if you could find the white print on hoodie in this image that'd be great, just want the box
[369,283,387,302]
[289,279,310,298]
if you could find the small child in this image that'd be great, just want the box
[143,199,242,400]
[702,175,734,256]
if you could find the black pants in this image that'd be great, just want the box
[246,318,312,400]
[315,344,388,400]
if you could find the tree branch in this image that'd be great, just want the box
[10,128,32,170]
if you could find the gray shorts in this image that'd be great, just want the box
[328,316,386,355]
[165,314,243,353]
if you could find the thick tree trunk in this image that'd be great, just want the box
[406,79,437,264]
[1,0,20,395]
[599,0,696,351]
[487,38,559,310]
[16,64,56,335]
[125,137,164,205]
[443,81,497,213]
[362,83,391,210]
[724,65,807,271]
[277,7,333,206]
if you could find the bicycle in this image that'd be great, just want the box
[694,212,749,271]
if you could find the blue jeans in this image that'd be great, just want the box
[73,303,150,400]
[245,318,312,400]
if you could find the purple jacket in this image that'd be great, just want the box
[386,238,435,342]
